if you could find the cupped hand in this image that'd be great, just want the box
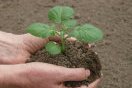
[3,62,99,88]
[0,32,92,64]
[22,62,91,88]
[26,63,101,88]
[0,32,48,64]
[0,31,101,88]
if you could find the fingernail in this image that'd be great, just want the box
[86,70,90,77]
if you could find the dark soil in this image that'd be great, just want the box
[29,41,102,87]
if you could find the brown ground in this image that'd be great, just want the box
[0,0,131,88]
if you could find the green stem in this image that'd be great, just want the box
[61,38,65,52]
[60,31,65,52]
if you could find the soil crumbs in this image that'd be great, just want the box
[30,41,102,87]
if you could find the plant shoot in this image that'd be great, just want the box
[27,6,103,55]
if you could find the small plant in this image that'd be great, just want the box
[27,6,103,55]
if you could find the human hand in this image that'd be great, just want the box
[0,31,94,64]
[79,79,101,88]
[0,62,90,88]
[0,31,49,64]
[26,63,101,88]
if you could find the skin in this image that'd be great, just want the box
[0,31,101,88]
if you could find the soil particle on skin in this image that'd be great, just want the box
[29,41,102,87]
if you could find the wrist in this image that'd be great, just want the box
[0,64,30,88]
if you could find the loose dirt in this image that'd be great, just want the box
[29,41,102,87]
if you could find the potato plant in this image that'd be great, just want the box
[27,6,103,55]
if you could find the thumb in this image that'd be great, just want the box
[87,79,101,88]
[22,33,49,53]
[60,68,90,82]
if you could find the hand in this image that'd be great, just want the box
[0,32,93,64]
[0,62,90,88]
[25,62,92,88]
[0,31,49,64]
[80,79,101,88]
[26,63,101,88]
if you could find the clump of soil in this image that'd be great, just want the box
[29,41,102,87]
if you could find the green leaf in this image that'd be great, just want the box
[61,6,74,20]
[45,42,61,55]
[62,20,77,29]
[48,6,74,23]
[70,24,103,43]
[26,23,55,38]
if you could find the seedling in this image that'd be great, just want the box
[27,6,103,55]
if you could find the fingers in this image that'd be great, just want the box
[49,36,77,43]
[75,79,101,88]
[31,63,90,82]
[60,68,90,82]
[23,33,49,53]
[87,79,101,88]
[75,85,87,88]
[63,79,101,88]
[29,62,90,82]
[49,36,61,43]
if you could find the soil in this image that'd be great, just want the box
[0,0,132,88]
[29,41,102,87]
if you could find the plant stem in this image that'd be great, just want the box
[61,38,65,52]
[60,31,65,52]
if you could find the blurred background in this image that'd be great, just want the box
[0,0,131,88]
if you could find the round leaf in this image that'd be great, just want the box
[70,24,103,43]
[45,42,61,55]
[61,6,74,20]
[26,23,55,38]
[48,6,74,23]
[62,20,77,29]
